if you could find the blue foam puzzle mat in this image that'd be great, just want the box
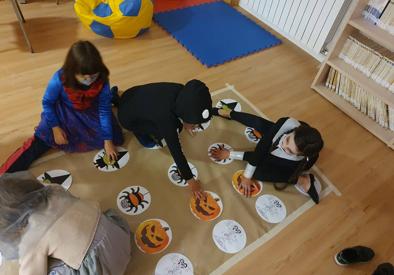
[154,1,282,67]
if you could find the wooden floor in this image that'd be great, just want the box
[1,1,393,274]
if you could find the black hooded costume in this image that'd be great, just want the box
[117,80,212,180]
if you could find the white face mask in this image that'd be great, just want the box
[77,73,99,86]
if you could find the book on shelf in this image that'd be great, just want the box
[376,1,394,34]
[325,67,393,130]
[338,34,394,93]
[362,0,390,24]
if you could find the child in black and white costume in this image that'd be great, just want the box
[115,80,212,199]
[210,108,323,203]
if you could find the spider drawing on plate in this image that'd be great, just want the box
[119,187,149,213]
[169,165,196,185]
[210,144,231,163]
[245,127,262,142]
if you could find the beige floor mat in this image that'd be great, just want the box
[1,85,339,275]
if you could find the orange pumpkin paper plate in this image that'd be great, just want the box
[135,219,172,254]
[190,191,223,221]
[232,170,263,197]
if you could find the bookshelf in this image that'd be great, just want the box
[312,0,394,149]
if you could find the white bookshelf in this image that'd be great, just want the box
[312,0,394,149]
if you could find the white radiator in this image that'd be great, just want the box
[239,0,350,61]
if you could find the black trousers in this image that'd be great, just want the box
[1,136,51,174]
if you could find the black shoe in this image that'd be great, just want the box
[111,86,120,107]
[373,263,394,275]
[334,246,375,266]
[134,133,158,148]
[307,174,319,204]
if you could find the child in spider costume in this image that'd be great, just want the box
[0,171,131,274]
[0,41,123,175]
[115,79,212,199]
[210,108,323,204]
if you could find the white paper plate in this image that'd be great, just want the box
[255,194,287,224]
[36,169,72,190]
[190,191,223,221]
[244,127,262,143]
[167,162,198,187]
[208,143,233,165]
[117,186,151,215]
[93,147,129,172]
[135,219,172,254]
[215,98,242,112]
[212,220,247,254]
[155,253,194,275]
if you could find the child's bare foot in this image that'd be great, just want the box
[297,174,311,192]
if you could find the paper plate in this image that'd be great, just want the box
[135,219,172,254]
[117,186,151,215]
[208,143,233,165]
[155,253,193,275]
[37,169,72,190]
[93,147,130,172]
[212,220,246,254]
[255,194,287,223]
[231,170,262,197]
[215,98,242,112]
[167,162,198,187]
[190,191,223,221]
[192,120,211,132]
[244,127,262,143]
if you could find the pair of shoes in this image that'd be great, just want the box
[334,246,375,266]
[373,263,394,275]
[307,174,319,204]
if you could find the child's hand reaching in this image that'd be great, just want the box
[188,178,206,200]
[183,123,196,137]
[52,126,68,145]
[218,108,231,118]
[238,175,254,197]
[209,146,230,161]
[104,140,118,161]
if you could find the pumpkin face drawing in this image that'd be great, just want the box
[190,191,223,221]
[135,219,172,254]
[232,170,262,197]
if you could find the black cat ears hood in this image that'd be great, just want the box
[175,79,212,124]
